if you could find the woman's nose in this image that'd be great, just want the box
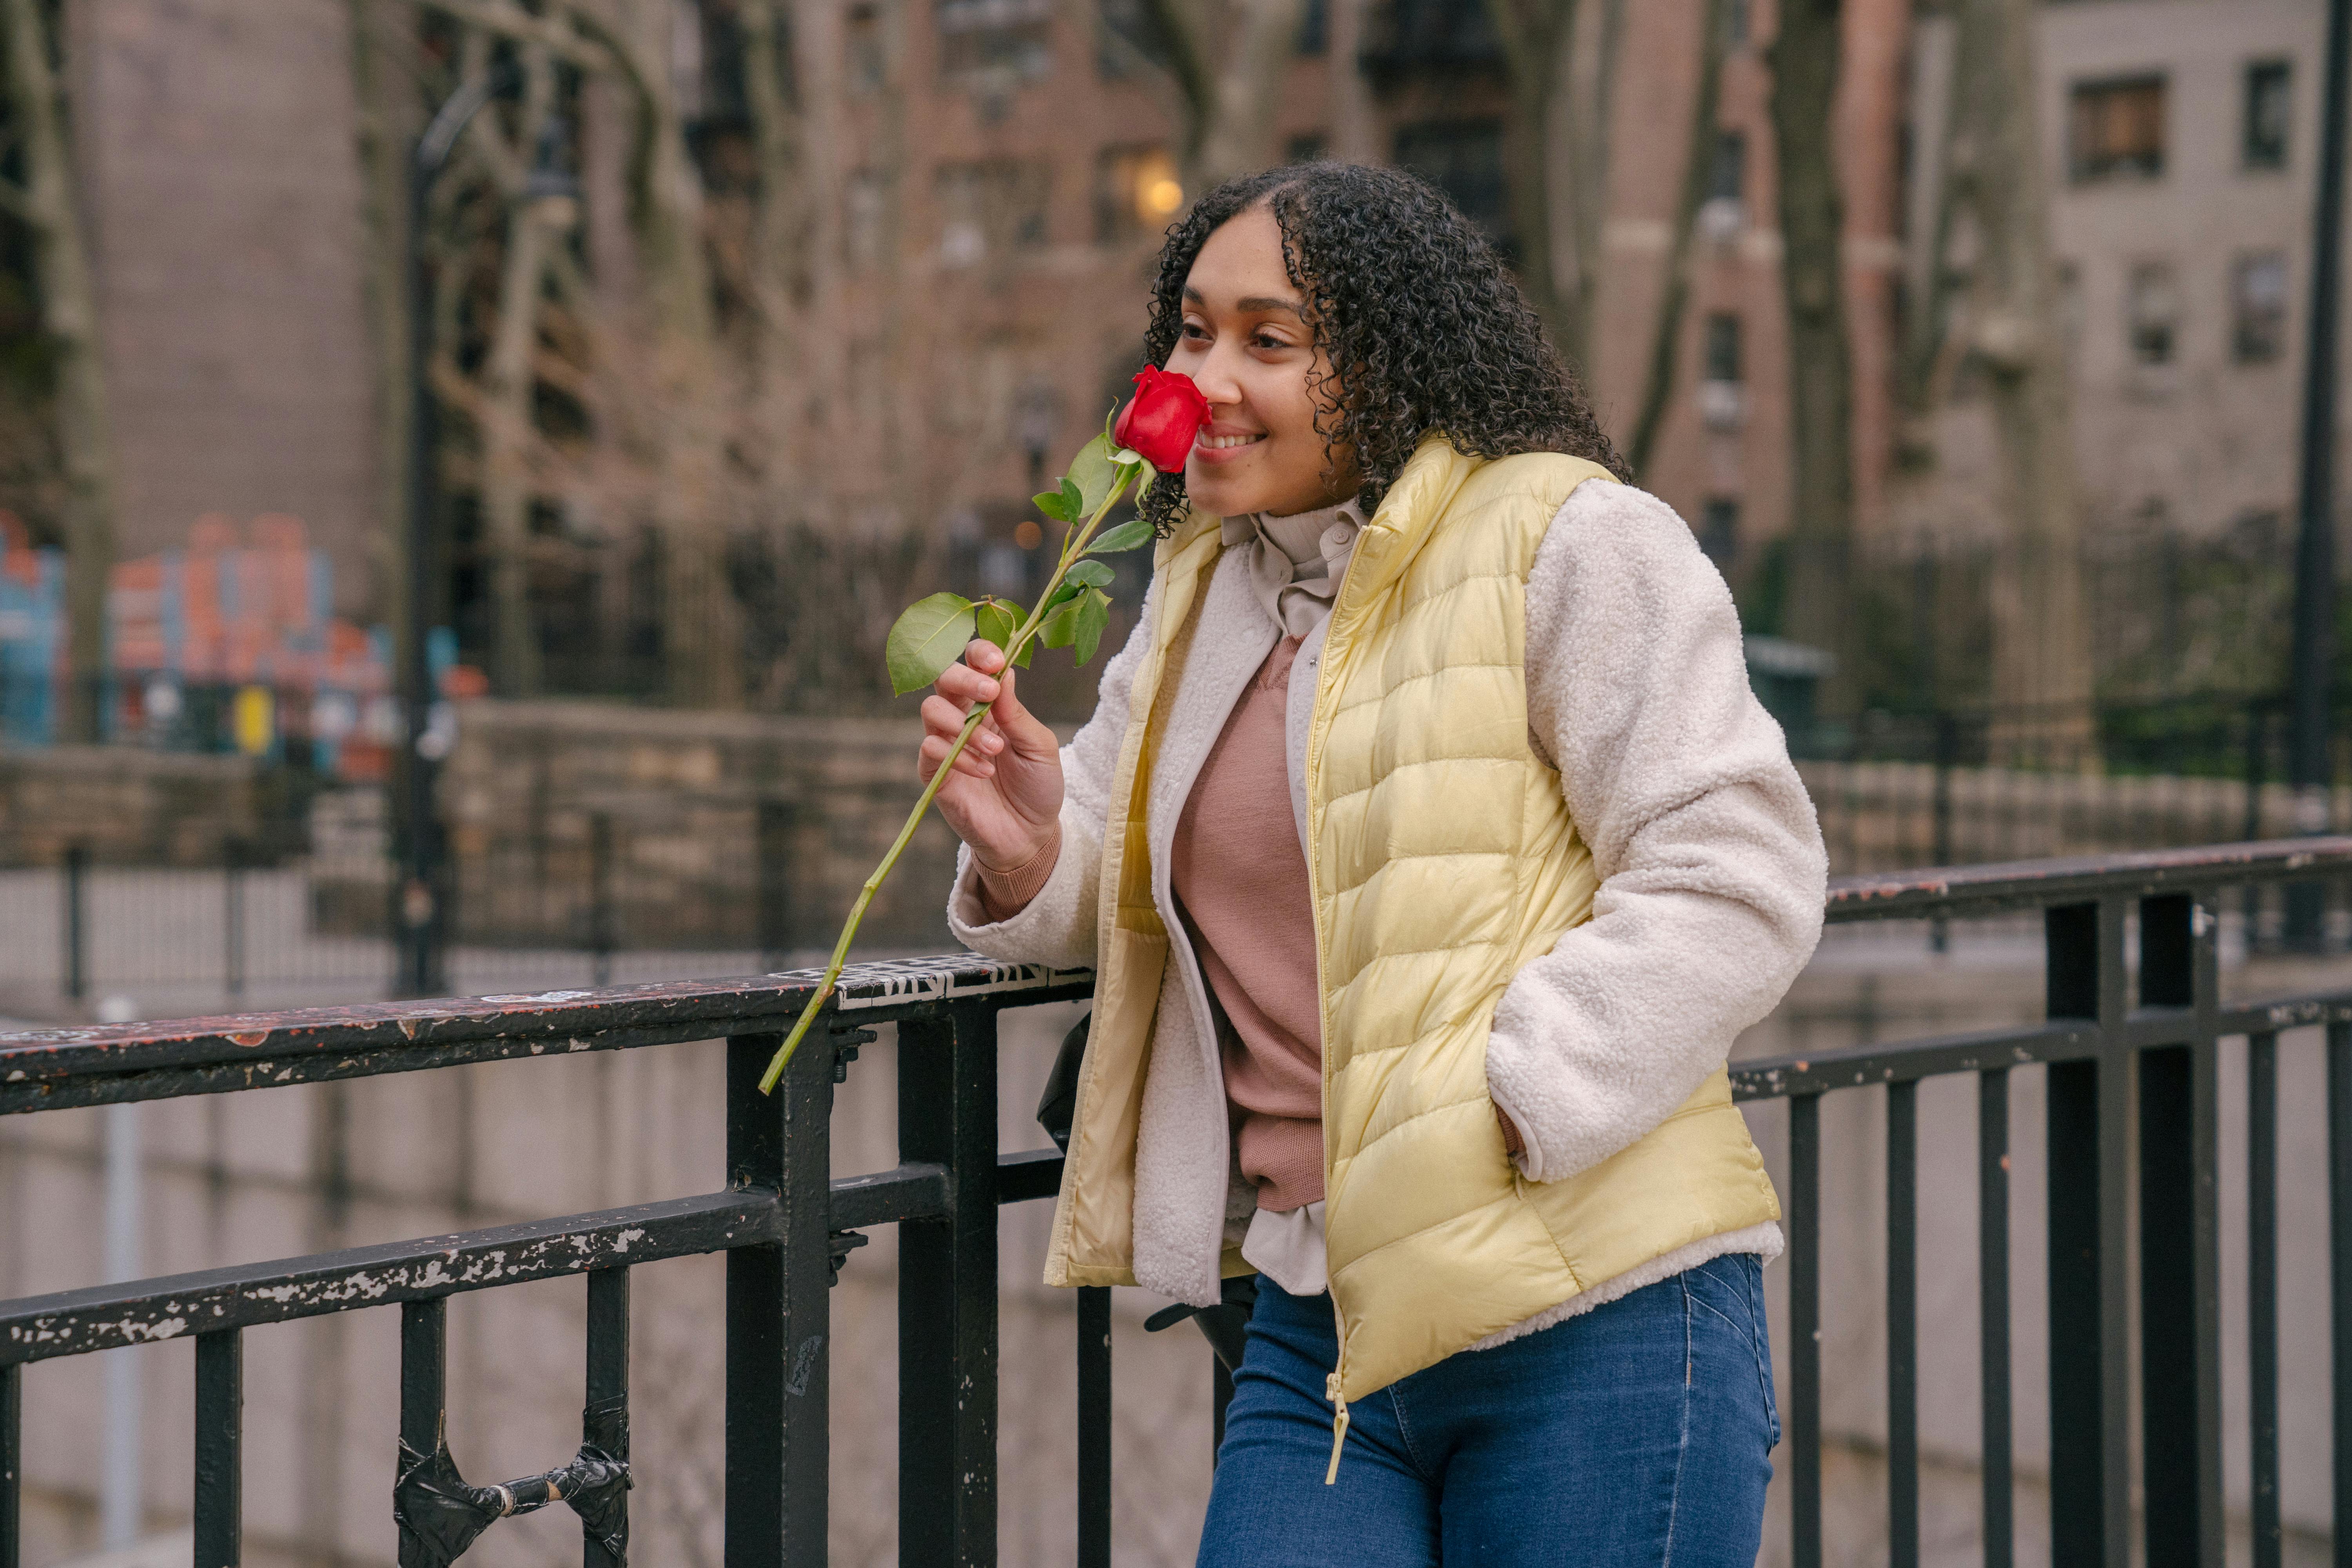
[1192,339,1247,408]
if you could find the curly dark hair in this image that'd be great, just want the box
[1136,162,1630,535]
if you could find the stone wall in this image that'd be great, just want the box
[0,744,272,867]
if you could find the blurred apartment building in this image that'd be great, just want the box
[18,0,2351,651]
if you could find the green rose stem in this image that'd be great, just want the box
[759,462,1143,1093]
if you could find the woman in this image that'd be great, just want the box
[920,163,1825,1564]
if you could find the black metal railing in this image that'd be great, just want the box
[2,838,2351,1565]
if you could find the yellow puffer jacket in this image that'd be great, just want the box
[952,436,1820,1414]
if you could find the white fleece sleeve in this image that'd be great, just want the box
[1484,481,1828,1183]
[944,574,1157,969]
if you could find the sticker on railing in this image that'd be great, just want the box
[830,955,1093,1010]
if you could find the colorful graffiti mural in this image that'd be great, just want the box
[0,512,431,782]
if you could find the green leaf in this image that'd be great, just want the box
[1064,559,1114,591]
[1036,594,1081,650]
[1061,477,1085,520]
[1033,489,1074,523]
[1067,435,1120,517]
[1086,517,1155,555]
[971,599,1034,668]
[1041,577,1083,614]
[885,592,978,696]
[1073,588,1113,665]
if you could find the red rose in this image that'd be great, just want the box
[1112,367,1212,474]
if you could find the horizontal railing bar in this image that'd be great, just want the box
[832,1163,951,1229]
[997,1148,1065,1205]
[1731,1022,2097,1100]
[2,1189,782,1365]
[1825,838,2352,924]
[0,956,1092,1096]
[4,1147,1077,1368]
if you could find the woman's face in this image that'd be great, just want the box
[1163,205,1357,519]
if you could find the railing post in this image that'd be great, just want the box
[1886,1080,1918,1568]
[898,1002,1000,1568]
[1978,1069,2013,1568]
[1076,1286,1111,1568]
[726,1030,831,1568]
[1788,1092,1822,1568]
[1,1361,18,1568]
[194,1328,243,1568]
[2249,1032,2282,1568]
[584,1267,630,1568]
[2136,893,2223,1567]
[2328,1021,2352,1568]
[2044,899,2131,1566]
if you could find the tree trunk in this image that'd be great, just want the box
[1326,0,1380,165]
[1486,0,1579,361]
[349,0,416,632]
[611,0,741,708]
[1950,0,2092,761]
[1148,0,1309,191]
[1624,0,1730,480]
[481,50,559,697]
[3,0,115,743]
[1768,0,1857,704]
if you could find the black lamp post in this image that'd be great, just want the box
[2287,0,2352,950]
[395,73,579,997]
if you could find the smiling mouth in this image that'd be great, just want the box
[1197,432,1267,450]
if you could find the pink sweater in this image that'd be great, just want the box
[976,634,1524,1215]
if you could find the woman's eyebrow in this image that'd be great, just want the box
[1180,284,1304,318]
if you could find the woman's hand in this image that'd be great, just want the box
[920,639,1064,874]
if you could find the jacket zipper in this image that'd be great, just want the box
[1304,544,1362,1482]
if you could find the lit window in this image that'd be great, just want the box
[1095,146,1183,244]
[2245,60,2292,171]
[2069,76,2167,182]
[2232,251,2288,363]
[2127,262,2181,366]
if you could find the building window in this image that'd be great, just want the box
[937,160,1052,267]
[1298,0,1328,55]
[1095,146,1183,244]
[1699,498,1740,564]
[936,0,1053,86]
[1700,313,1745,429]
[2069,75,2167,182]
[847,2,886,94]
[1394,120,1512,255]
[2127,261,2181,365]
[1699,131,1746,240]
[1287,133,1328,165]
[1709,131,1746,205]
[2245,59,2292,171]
[1704,312,1743,383]
[2233,251,2289,363]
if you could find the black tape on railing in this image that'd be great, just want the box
[392,1402,631,1568]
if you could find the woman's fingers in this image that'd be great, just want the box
[932,657,1001,711]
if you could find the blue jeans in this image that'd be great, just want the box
[1196,1253,1779,1566]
